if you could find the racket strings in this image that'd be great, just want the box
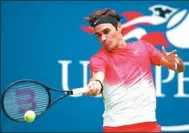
[3,81,50,121]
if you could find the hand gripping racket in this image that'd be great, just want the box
[1,79,89,122]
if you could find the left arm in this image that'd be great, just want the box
[142,40,185,73]
[159,46,185,73]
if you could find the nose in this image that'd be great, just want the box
[100,34,107,42]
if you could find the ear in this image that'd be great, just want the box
[117,23,122,32]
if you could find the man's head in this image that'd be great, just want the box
[85,8,125,52]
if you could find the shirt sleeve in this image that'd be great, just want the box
[89,55,107,75]
[142,40,163,66]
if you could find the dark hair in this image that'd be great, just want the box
[85,8,121,24]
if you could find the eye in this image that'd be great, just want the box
[103,29,110,34]
[95,34,101,38]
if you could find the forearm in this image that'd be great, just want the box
[90,71,105,83]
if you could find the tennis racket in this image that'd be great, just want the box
[1,79,89,122]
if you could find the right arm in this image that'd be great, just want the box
[83,54,106,96]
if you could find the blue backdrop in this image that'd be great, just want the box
[1,1,189,132]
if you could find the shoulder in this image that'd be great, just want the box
[90,47,108,63]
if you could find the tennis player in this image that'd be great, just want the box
[83,8,185,132]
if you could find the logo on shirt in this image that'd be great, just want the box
[134,49,139,54]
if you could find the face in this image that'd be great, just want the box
[94,23,123,52]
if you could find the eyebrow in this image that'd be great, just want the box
[95,28,109,35]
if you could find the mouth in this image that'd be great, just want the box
[105,43,113,51]
[104,42,111,47]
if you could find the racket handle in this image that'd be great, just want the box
[71,87,89,95]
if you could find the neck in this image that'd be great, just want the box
[117,39,126,49]
[109,39,127,53]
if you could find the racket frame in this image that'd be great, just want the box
[1,79,70,122]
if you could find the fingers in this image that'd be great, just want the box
[169,50,177,63]
[84,80,101,96]
[83,88,99,96]
[88,88,99,96]
[175,56,180,64]
[162,46,166,56]
[175,58,179,64]
[170,50,177,55]
[162,46,177,57]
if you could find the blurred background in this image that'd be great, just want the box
[1,1,189,132]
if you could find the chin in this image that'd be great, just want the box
[106,47,114,52]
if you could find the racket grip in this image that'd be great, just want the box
[72,87,89,95]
